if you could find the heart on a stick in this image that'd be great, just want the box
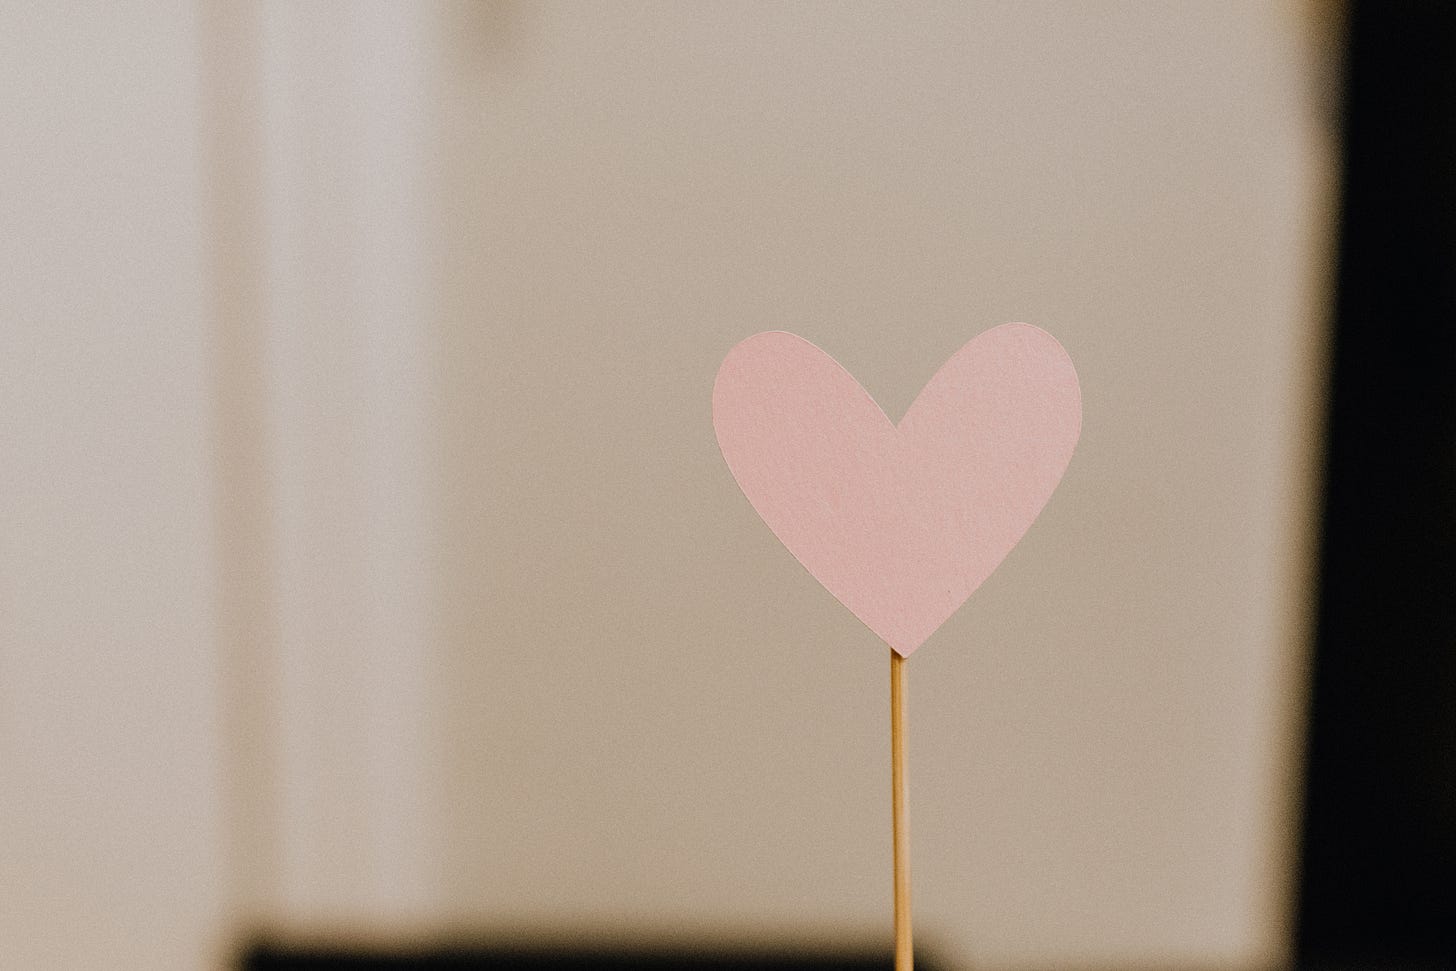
[712,324,1081,656]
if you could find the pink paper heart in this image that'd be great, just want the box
[712,324,1081,656]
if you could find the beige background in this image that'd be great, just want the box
[1,3,1336,969]
[1,3,222,967]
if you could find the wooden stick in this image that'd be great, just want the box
[891,649,913,971]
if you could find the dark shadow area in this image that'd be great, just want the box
[1296,2,1456,969]
[241,941,942,971]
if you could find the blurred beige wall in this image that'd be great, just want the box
[430,4,1334,968]
[0,2,224,967]
[1,3,1336,970]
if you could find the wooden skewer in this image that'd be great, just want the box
[891,649,913,971]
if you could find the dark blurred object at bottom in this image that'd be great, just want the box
[242,941,939,971]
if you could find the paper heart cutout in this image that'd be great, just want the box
[713,324,1081,656]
